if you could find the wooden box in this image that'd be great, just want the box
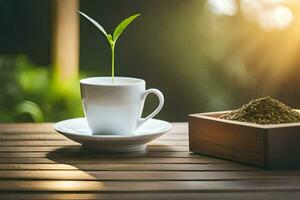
[189,111,300,169]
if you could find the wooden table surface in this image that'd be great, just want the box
[0,123,299,199]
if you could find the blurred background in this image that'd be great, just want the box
[1,0,300,122]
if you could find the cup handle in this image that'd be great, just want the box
[136,89,164,128]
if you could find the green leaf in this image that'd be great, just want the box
[15,100,44,122]
[113,14,140,42]
[107,34,114,45]
[78,11,108,38]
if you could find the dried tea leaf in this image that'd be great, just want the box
[220,97,300,124]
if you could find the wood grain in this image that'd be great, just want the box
[0,122,298,200]
[0,157,229,164]
[189,114,265,166]
[189,112,300,169]
[0,133,187,141]
[0,146,190,152]
[0,171,297,181]
[0,163,257,171]
[0,140,188,146]
[0,192,298,200]
[0,151,200,158]
[0,180,299,191]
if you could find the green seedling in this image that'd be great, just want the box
[79,11,140,82]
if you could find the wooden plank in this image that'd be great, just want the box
[0,171,297,181]
[0,180,299,191]
[0,134,67,140]
[148,141,188,146]
[0,140,77,146]
[0,164,77,170]
[189,114,265,167]
[154,134,188,140]
[0,123,187,133]
[0,123,53,133]
[0,146,64,152]
[190,140,264,167]
[0,133,187,141]
[0,140,188,146]
[147,146,189,152]
[0,151,203,158]
[0,146,190,152]
[0,163,257,171]
[0,157,229,164]
[0,191,298,200]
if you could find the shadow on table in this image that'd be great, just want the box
[47,145,149,163]
[46,145,154,181]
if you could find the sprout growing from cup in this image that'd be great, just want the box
[79,11,140,82]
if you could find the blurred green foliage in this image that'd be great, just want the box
[1,1,300,122]
[0,55,83,122]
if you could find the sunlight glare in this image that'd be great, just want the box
[241,0,263,22]
[208,0,237,16]
[262,0,283,4]
[241,0,293,30]
[273,5,293,29]
[259,6,293,30]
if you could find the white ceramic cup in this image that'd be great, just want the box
[80,77,164,135]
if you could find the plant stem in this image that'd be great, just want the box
[111,43,115,84]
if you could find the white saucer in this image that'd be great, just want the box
[54,118,172,152]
